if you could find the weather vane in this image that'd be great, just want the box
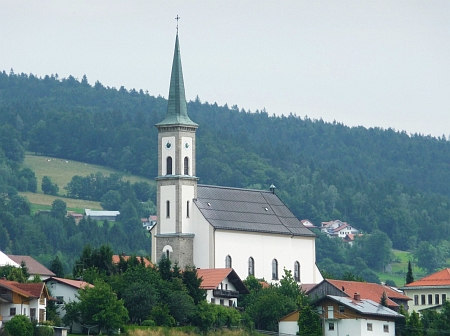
[175,15,180,33]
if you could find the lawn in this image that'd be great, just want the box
[23,153,154,196]
[20,192,102,214]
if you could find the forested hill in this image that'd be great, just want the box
[1,70,450,252]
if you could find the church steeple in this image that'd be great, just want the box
[156,33,197,127]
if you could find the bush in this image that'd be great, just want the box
[4,315,33,336]
[141,320,156,326]
[34,325,54,336]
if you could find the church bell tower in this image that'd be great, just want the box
[153,29,198,268]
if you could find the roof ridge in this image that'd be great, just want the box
[198,184,272,193]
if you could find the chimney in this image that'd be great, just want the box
[354,292,361,301]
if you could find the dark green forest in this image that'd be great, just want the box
[0,70,450,275]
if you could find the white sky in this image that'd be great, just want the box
[1,1,449,137]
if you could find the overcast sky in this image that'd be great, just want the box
[1,1,449,137]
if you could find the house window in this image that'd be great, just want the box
[428,294,433,305]
[327,306,334,319]
[23,308,26,315]
[414,295,419,305]
[30,308,36,320]
[211,298,215,304]
[229,300,233,307]
[339,306,345,313]
[225,255,232,268]
[186,201,190,218]
[220,299,224,305]
[166,156,173,175]
[436,294,440,305]
[421,294,426,305]
[443,294,447,302]
[166,201,170,218]
[294,261,300,282]
[367,323,373,331]
[272,259,278,280]
[384,324,389,332]
[328,322,335,331]
[0,288,6,295]
[10,308,16,316]
[184,157,189,175]
[248,257,254,276]
[56,296,64,304]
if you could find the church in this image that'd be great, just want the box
[150,31,323,285]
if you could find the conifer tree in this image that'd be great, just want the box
[380,291,388,307]
[406,260,414,284]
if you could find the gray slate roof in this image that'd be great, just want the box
[325,295,403,318]
[194,185,315,237]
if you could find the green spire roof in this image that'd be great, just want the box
[156,34,197,127]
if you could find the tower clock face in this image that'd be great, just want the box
[184,142,189,149]
[165,141,172,149]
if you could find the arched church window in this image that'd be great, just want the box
[294,261,300,282]
[225,255,232,268]
[184,157,189,175]
[166,250,170,259]
[248,257,254,276]
[166,201,170,218]
[166,156,172,175]
[272,259,278,280]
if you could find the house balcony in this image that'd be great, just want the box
[212,289,239,298]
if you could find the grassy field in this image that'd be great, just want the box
[23,153,154,195]
[375,249,425,287]
[19,191,102,213]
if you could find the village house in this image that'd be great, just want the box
[7,255,55,281]
[402,268,450,314]
[305,279,410,312]
[44,277,93,333]
[196,268,249,307]
[0,279,50,328]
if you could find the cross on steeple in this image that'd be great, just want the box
[175,15,180,33]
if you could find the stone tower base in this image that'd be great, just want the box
[155,233,195,269]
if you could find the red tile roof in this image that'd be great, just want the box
[196,268,249,294]
[0,279,41,298]
[112,255,153,267]
[326,279,410,308]
[14,283,46,298]
[46,277,94,289]
[404,268,450,287]
[197,268,233,289]
[7,255,55,277]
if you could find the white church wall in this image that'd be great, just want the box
[191,206,214,268]
[159,185,176,234]
[214,230,322,284]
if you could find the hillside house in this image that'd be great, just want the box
[402,268,450,314]
[0,251,19,267]
[0,279,50,328]
[321,220,360,239]
[196,268,249,307]
[84,209,120,222]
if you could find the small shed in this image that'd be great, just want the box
[278,310,299,335]
[53,327,69,336]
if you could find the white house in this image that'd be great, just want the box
[313,294,403,336]
[44,277,93,333]
[401,268,450,314]
[321,220,359,239]
[196,268,249,307]
[150,31,322,285]
[0,279,50,328]
[278,311,300,335]
[0,251,19,267]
